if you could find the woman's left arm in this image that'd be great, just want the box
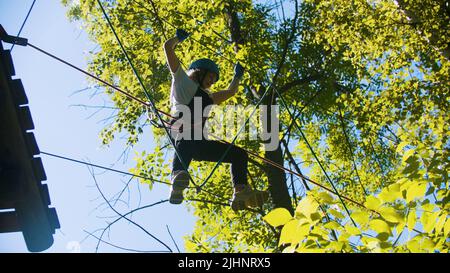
[210,77,241,104]
[210,63,244,105]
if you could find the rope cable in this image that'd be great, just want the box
[41,151,170,186]
[96,0,199,191]
[273,87,358,225]
[27,42,174,118]
[10,0,36,52]
[2,3,375,214]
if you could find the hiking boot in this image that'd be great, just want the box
[169,170,190,204]
[230,184,269,212]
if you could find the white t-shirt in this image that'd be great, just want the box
[170,66,212,118]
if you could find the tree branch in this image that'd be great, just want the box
[87,165,173,252]
[277,73,322,95]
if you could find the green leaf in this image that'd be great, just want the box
[399,178,412,192]
[379,183,402,203]
[395,218,406,235]
[425,186,435,196]
[279,219,310,246]
[338,231,351,242]
[295,196,320,219]
[407,209,416,232]
[402,149,415,163]
[379,241,392,249]
[345,225,361,236]
[328,241,345,252]
[278,219,298,246]
[421,238,435,251]
[369,219,391,234]
[185,240,197,252]
[324,221,341,230]
[388,183,401,193]
[422,211,440,234]
[352,211,370,226]
[376,232,390,241]
[263,208,293,227]
[403,156,420,175]
[310,212,322,222]
[317,192,334,204]
[437,189,448,200]
[406,238,420,252]
[444,218,450,236]
[296,246,325,253]
[364,196,381,211]
[379,188,398,203]
[378,207,403,223]
[328,208,345,219]
[435,214,447,234]
[406,183,427,203]
[396,141,408,153]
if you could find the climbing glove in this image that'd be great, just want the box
[176,29,190,42]
[234,62,244,79]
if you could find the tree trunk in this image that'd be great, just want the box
[261,91,293,215]
[224,6,293,214]
[264,143,293,214]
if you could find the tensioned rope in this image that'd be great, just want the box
[95,2,252,206]
[8,38,373,213]
[10,0,36,52]
[96,0,278,199]
[40,151,231,203]
[1,6,374,213]
[26,43,174,119]
[273,87,357,225]
[171,16,369,216]
[96,0,300,207]
[146,2,367,219]
[40,151,169,186]
[208,135,368,210]
[145,5,288,190]
[132,0,236,65]
[22,41,242,203]
[132,0,242,70]
[158,4,367,218]
[96,0,201,192]
[148,117,371,212]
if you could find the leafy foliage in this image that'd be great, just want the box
[63,0,449,252]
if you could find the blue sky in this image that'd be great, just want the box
[0,0,195,253]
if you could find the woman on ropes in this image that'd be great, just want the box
[163,29,268,211]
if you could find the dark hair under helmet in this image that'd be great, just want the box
[188,58,220,82]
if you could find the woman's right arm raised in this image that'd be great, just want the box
[164,36,180,73]
[164,29,189,73]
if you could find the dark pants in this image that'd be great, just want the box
[172,139,248,186]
